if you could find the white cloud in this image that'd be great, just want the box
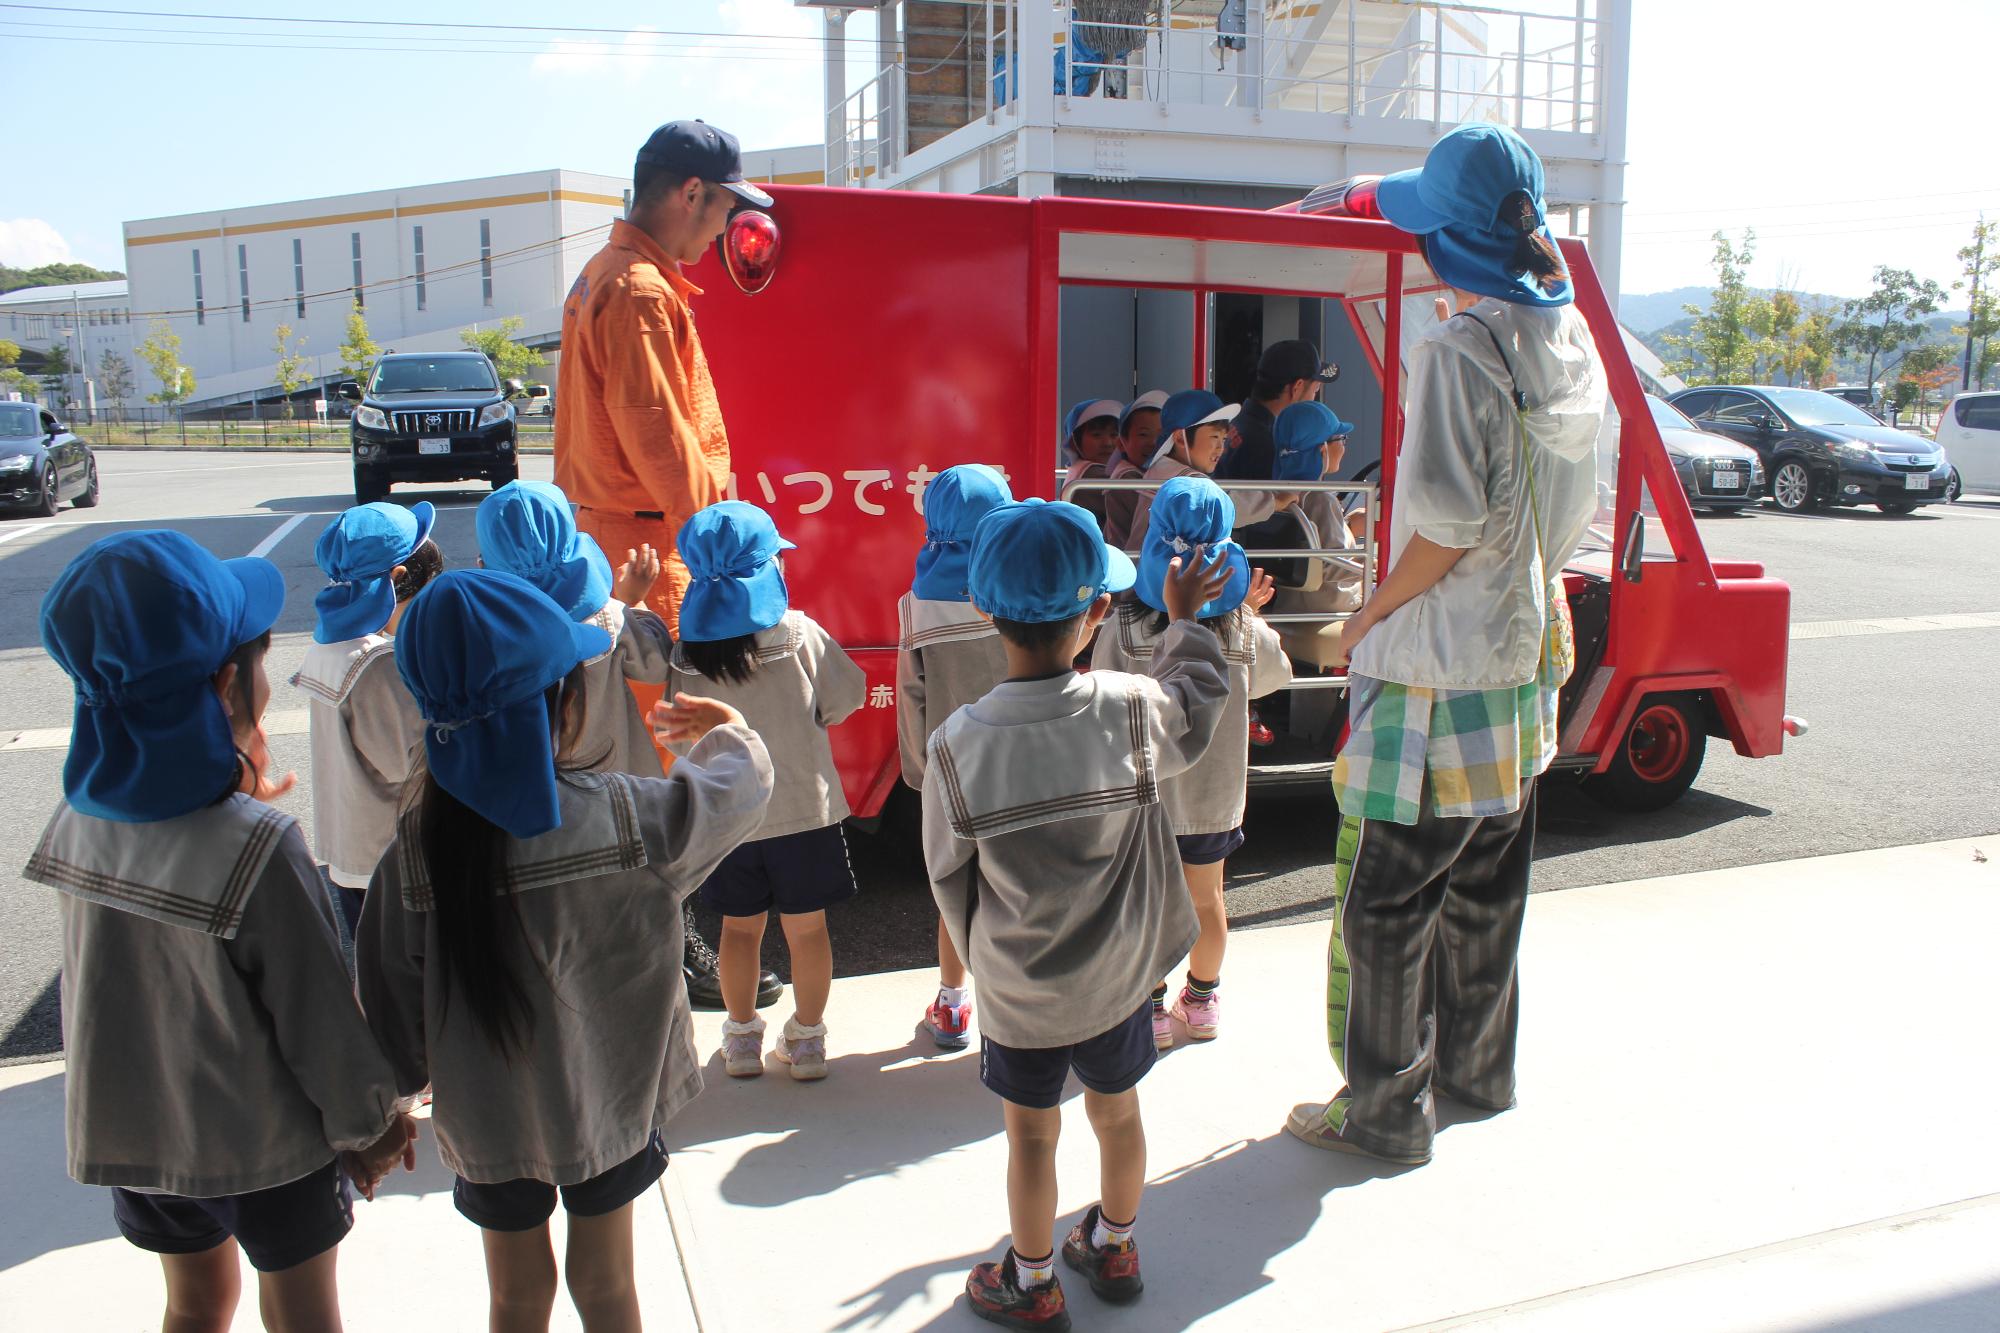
[0,219,74,268]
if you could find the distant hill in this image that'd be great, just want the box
[1621,285,1967,336]
[0,262,124,295]
[1636,311,1969,386]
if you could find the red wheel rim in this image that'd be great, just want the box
[1626,704,1690,784]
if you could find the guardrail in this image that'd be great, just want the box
[1060,474,1378,693]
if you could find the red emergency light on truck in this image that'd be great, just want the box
[687,185,1798,819]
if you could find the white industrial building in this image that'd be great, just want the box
[1,280,136,414]
[118,169,631,414]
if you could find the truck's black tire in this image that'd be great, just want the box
[1581,694,1707,812]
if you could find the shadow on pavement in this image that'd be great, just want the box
[0,1066,120,1269]
[1807,1280,2000,1332]
[0,975,61,1064]
[829,1132,1386,1332]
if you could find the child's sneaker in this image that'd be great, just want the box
[722,1017,765,1078]
[1061,1205,1144,1303]
[774,1016,828,1081]
[965,1251,1071,1331]
[925,995,972,1049]
[1171,987,1220,1040]
[1151,1006,1175,1051]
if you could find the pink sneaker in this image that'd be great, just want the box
[1152,1006,1174,1051]
[1171,988,1220,1041]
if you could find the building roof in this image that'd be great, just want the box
[0,280,129,307]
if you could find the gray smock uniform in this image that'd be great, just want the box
[293,634,425,889]
[921,624,1228,1049]
[895,591,1009,788]
[25,794,401,1196]
[573,598,676,778]
[357,725,773,1185]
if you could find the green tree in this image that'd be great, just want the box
[136,319,196,415]
[337,302,380,389]
[97,350,135,420]
[272,323,310,419]
[0,337,24,394]
[460,316,545,385]
[1954,219,2000,392]
[40,344,73,404]
[1664,231,1758,384]
[1834,266,1946,394]
[0,261,125,295]
[1893,342,1958,420]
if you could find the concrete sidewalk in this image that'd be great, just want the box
[1,837,1994,1330]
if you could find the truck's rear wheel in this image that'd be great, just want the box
[1582,695,1707,812]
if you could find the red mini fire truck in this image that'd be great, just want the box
[689,186,1799,818]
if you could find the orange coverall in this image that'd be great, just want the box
[555,219,732,752]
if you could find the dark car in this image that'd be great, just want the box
[1666,385,1950,514]
[1646,395,1763,513]
[0,401,98,516]
[337,352,546,503]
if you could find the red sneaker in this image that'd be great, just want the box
[1248,719,1276,747]
[925,996,972,1049]
[966,1253,1070,1331]
[1061,1205,1144,1303]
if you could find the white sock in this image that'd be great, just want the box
[1012,1249,1055,1288]
[938,984,970,1008]
[722,1016,763,1037]
[1091,1211,1134,1249]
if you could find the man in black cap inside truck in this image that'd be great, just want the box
[1216,339,1340,482]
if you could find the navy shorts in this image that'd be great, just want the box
[980,1003,1157,1110]
[1175,827,1245,866]
[698,823,858,917]
[454,1130,669,1233]
[112,1158,353,1273]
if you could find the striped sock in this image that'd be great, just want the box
[1012,1249,1055,1288]
[1092,1211,1135,1249]
[1150,982,1169,1013]
[1185,975,1219,1002]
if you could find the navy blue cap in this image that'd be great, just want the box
[677,501,796,642]
[1258,340,1338,385]
[313,501,436,643]
[1153,390,1239,466]
[476,481,613,623]
[913,464,1014,602]
[1376,124,1571,307]
[41,530,286,822]
[636,119,774,209]
[396,569,612,840]
[1135,475,1251,619]
[969,499,1135,624]
[1273,401,1354,482]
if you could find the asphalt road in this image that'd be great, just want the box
[3,452,1997,1063]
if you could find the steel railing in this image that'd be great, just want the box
[1060,475,1378,692]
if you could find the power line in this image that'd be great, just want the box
[0,16,837,56]
[1627,184,2000,219]
[0,2,846,44]
[0,29,829,61]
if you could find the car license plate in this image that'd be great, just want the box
[418,438,451,455]
[1711,470,1744,490]
[1904,473,1929,490]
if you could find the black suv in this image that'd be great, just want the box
[1666,384,1950,515]
[338,351,546,503]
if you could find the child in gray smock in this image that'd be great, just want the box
[30,531,416,1328]
[358,569,773,1329]
[1092,475,1290,1050]
[923,498,1231,1328]
[663,502,866,1082]
[294,500,441,956]
[895,463,1013,1049]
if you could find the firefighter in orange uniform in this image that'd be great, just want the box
[555,120,782,1011]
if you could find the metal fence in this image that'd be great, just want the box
[73,415,556,450]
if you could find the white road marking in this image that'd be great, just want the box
[0,523,52,548]
[2,708,311,754]
[1791,611,2000,640]
[248,512,315,559]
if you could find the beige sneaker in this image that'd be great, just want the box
[722,1017,766,1078]
[774,1016,828,1081]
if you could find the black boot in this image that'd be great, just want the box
[683,904,783,1011]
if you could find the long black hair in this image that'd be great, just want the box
[414,668,590,1059]
[212,629,273,806]
[681,632,760,686]
[1499,190,1568,292]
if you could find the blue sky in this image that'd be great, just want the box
[4,0,1996,301]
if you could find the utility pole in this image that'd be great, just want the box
[1963,217,1985,393]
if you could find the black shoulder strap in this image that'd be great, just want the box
[1452,311,1528,412]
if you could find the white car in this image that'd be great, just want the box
[1934,391,2000,498]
